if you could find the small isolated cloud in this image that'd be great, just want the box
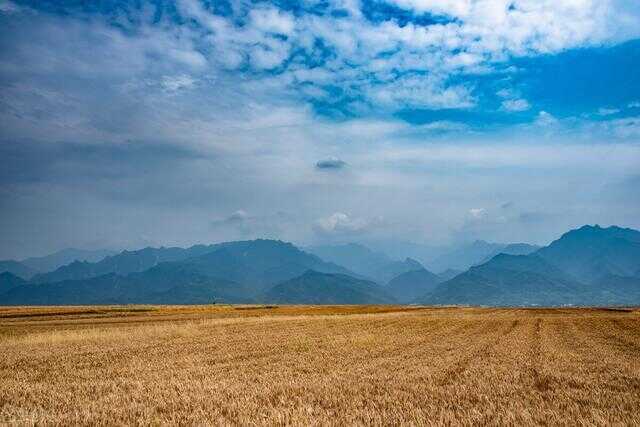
[597,107,620,116]
[469,208,486,219]
[0,0,20,13]
[501,98,531,112]
[627,101,640,108]
[609,116,640,139]
[211,210,249,227]
[414,121,469,132]
[316,158,347,170]
[314,212,383,236]
[161,75,197,92]
[496,88,515,99]
[535,111,559,127]
[210,210,294,240]
[226,210,249,223]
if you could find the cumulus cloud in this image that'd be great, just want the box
[598,107,620,116]
[314,213,385,237]
[501,98,531,112]
[0,0,20,13]
[0,0,639,257]
[534,111,559,127]
[169,0,640,112]
[161,75,197,92]
[469,208,487,219]
[249,7,296,36]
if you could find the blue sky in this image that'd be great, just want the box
[1,0,639,258]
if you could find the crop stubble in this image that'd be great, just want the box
[0,305,638,425]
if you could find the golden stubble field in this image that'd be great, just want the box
[0,305,639,425]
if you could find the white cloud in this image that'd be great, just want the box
[389,0,472,17]
[384,0,640,56]
[629,101,640,108]
[496,88,515,99]
[0,0,20,13]
[607,116,640,139]
[2,0,640,254]
[250,41,291,70]
[414,121,469,132]
[367,74,476,109]
[161,75,197,92]
[164,0,640,112]
[598,107,620,116]
[249,7,296,36]
[314,213,383,235]
[534,111,559,127]
[501,98,531,112]
[469,208,486,219]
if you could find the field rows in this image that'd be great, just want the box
[0,306,639,425]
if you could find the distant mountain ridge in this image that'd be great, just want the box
[0,240,359,305]
[536,225,640,283]
[1,226,639,307]
[425,240,509,273]
[1,268,252,305]
[22,248,116,274]
[419,254,589,306]
[0,272,28,294]
[32,244,219,283]
[419,225,640,306]
[386,268,442,303]
[171,239,355,293]
[0,260,37,280]
[479,243,541,264]
[262,270,395,304]
[307,243,424,283]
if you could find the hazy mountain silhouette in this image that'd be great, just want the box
[0,272,27,293]
[417,227,640,306]
[369,240,450,268]
[386,268,441,303]
[426,240,508,272]
[535,225,640,283]
[437,269,463,282]
[21,248,116,274]
[262,270,395,304]
[175,240,355,293]
[307,243,390,274]
[418,254,591,306]
[307,243,424,283]
[0,260,37,280]
[3,226,640,307]
[32,244,219,283]
[479,243,541,264]
[0,265,252,305]
[591,274,640,305]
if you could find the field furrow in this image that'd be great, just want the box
[1,306,639,425]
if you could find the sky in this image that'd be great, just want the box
[1,0,640,259]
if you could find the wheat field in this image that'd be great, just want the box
[0,305,639,425]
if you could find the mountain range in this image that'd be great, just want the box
[425,241,540,273]
[0,248,117,280]
[307,243,424,283]
[0,225,638,307]
[263,270,394,304]
[419,225,640,306]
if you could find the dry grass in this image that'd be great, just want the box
[1,305,639,425]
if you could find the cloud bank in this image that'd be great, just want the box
[0,0,639,258]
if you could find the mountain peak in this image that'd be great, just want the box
[536,224,640,282]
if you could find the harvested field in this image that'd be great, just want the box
[1,305,639,425]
